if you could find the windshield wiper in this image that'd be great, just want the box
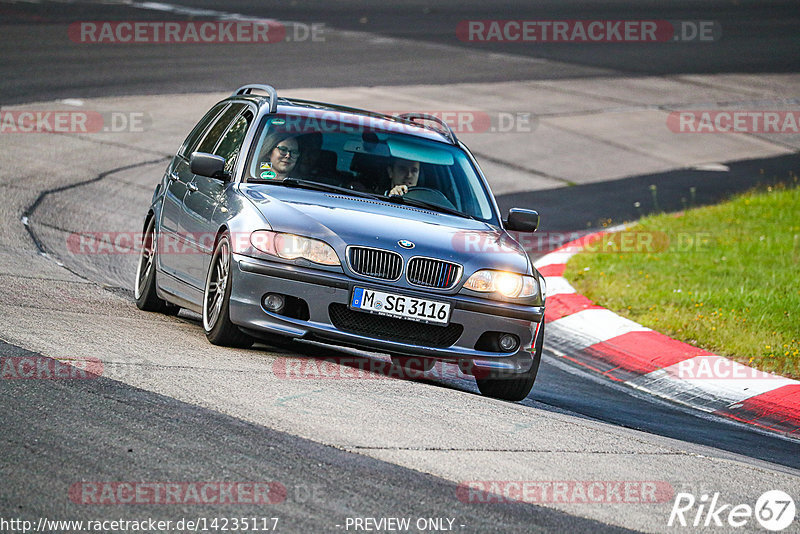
[383,194,477,220]
[279,178,381,200]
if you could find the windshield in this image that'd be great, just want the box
[243,113,496,221]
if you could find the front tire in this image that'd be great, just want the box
[475,322,544,402]
[135,215,175,313]
[202,233,253,348]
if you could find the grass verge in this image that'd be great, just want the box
[564,182,800,379]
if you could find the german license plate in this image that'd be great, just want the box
[350,287,451,325]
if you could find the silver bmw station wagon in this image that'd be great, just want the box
[135,84,546,401]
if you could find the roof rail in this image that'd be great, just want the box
[232,84,278,113]
[394,113,458,145]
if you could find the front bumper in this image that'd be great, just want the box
[228,254,544,375]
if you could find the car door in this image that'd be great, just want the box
[159,102,230,276]
[180,105,254,289]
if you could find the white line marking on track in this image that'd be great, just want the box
[549,308,651,350]
[543,276,575,296]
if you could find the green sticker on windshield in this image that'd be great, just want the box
[260,171,277,179]
[272,118,286,125]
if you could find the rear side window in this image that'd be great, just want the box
[213,109,254,175]
[179,103,228,159]
[196,103,246,155]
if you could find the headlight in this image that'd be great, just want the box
[463,270,538,298]
[250,231,340,266]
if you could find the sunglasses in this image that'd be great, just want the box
[275,145,301,159]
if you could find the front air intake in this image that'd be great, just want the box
[347,246,403,281]
[406,257,462,289]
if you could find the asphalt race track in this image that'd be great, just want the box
[2,1,799,533]
[2,0,800,104]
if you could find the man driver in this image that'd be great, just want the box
[386,157,420,196]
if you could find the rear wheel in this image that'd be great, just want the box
[135,216,177,314]
[203,233,253,348]
[475,322,544,402]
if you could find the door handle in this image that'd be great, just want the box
[186,182,199,193]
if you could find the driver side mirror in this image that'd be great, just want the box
[190,152,231,181]
[505,208,539,232]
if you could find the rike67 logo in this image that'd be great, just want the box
[668,490,795,531]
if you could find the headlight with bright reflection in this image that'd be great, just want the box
[250,230,340,266]
[463,270,538,298]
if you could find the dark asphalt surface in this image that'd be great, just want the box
[2,1,800,531]
[0,342,632,534]
[185,0,800,74]
[496,153,800,231]
[1,0,799,104]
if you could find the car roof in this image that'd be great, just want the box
[226,86,457,145]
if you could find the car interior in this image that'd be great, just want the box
[245,117,493,219]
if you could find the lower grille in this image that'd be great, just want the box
[328,304,463,348]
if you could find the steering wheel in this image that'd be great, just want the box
[403,187,456,210]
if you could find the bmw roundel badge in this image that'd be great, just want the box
[398,239,415,249]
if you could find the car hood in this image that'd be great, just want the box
[241,185,531,274]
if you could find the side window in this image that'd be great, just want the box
[196,103,246,155]
[213,109,254,175]
[179,103,228,159]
